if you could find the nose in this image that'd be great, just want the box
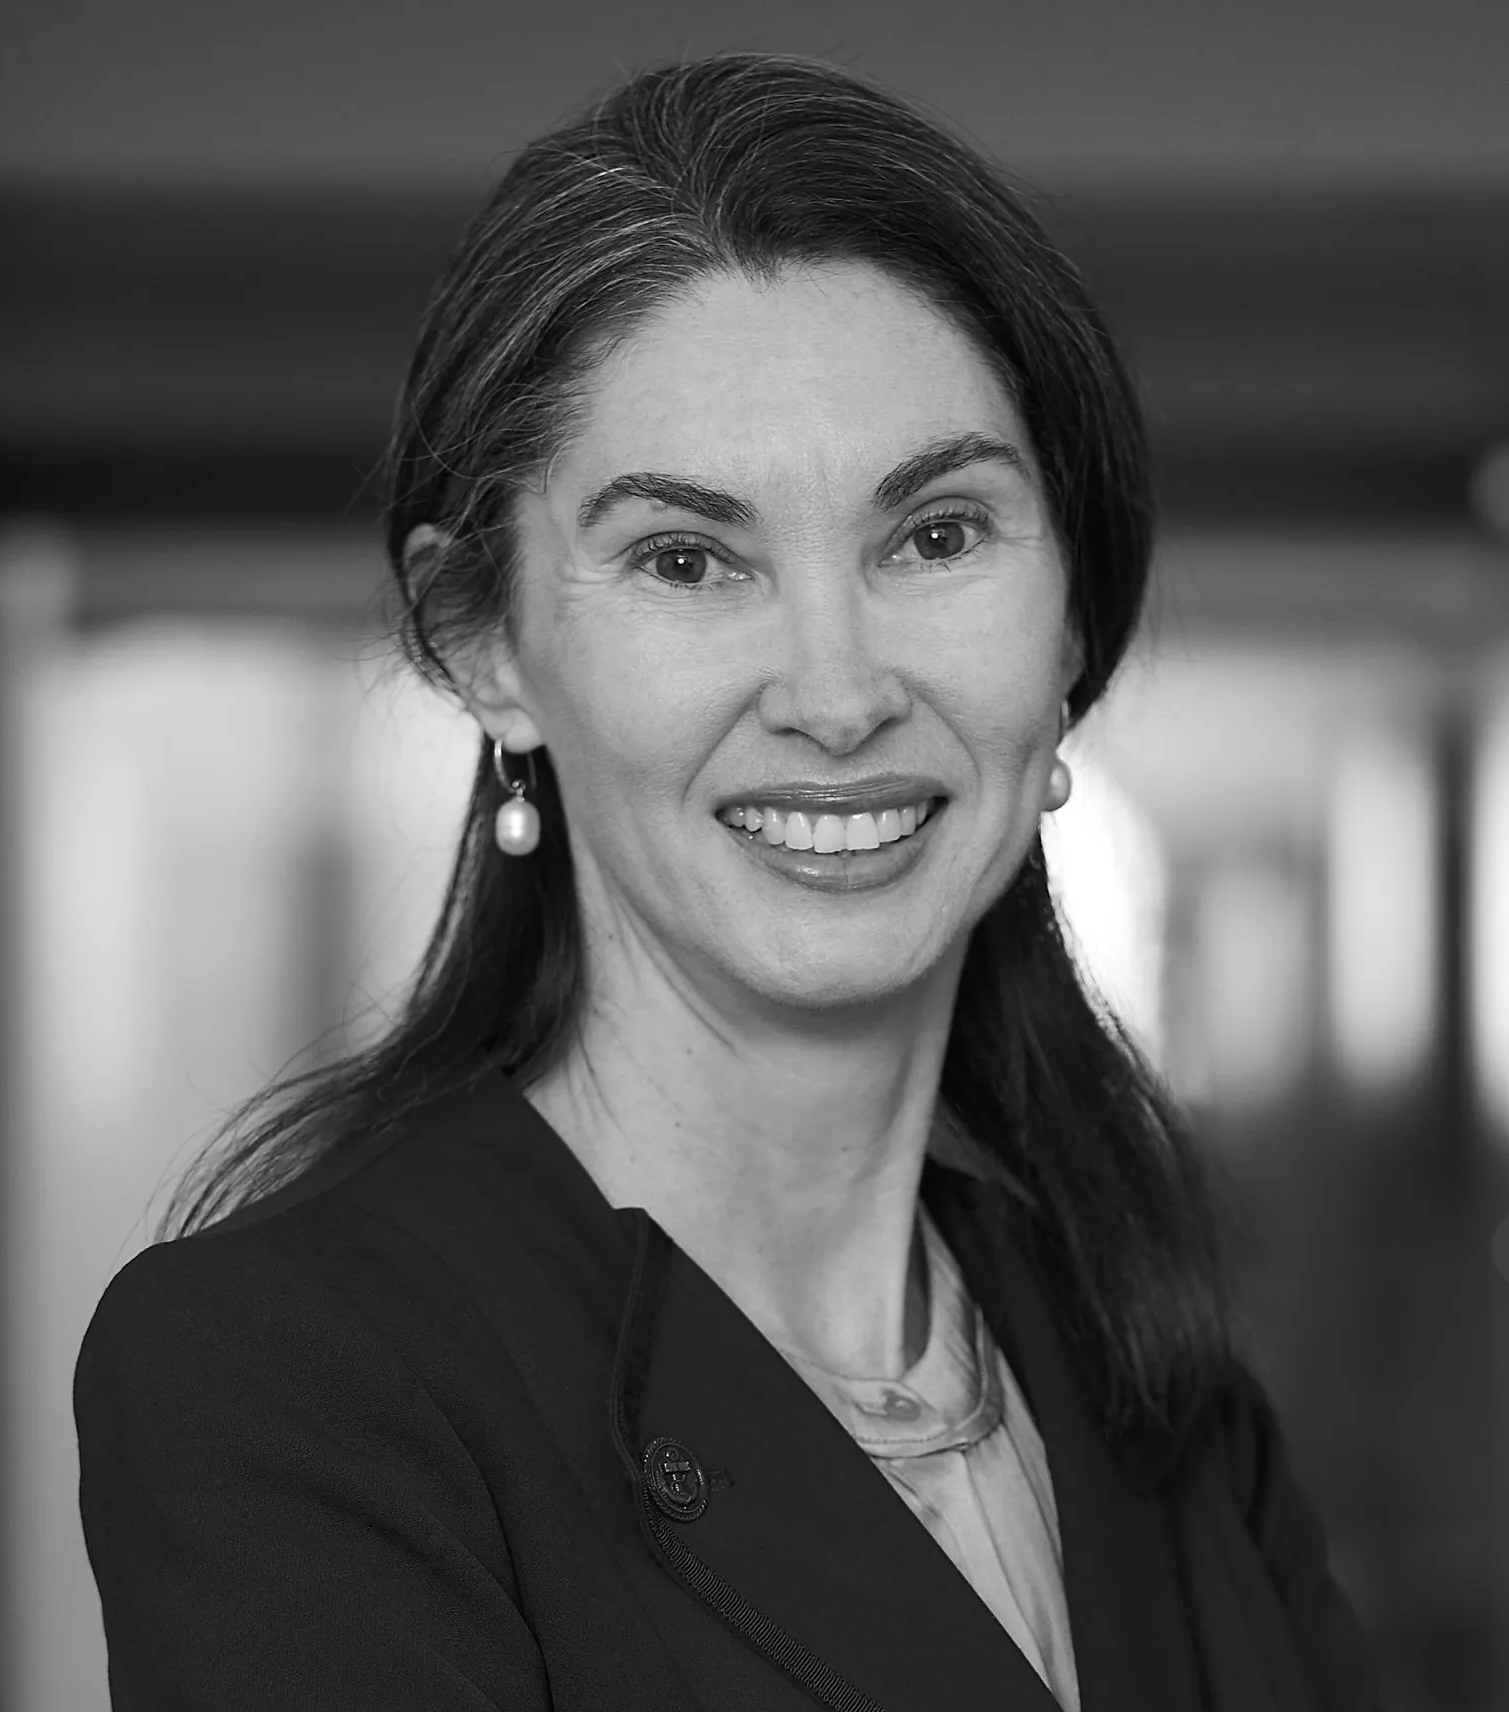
[756,573,910,755]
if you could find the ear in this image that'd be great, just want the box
[401,524,546,755]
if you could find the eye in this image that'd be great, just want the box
[629,533,743,591]
[648,545,711,586]
[886,504,992,568]
[913,519,972,560]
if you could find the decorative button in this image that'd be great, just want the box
[642,1436,710,1522]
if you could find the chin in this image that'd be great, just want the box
[722,931,951,1017]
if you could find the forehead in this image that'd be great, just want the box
[564,263,1022,491]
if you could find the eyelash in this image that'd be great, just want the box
[627,532,741,588]
[896,502,993,565]
[627,503,995,590]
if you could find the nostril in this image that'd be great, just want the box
[755,671,910,751]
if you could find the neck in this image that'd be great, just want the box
[525,931,965,1379]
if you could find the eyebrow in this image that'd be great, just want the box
[872,432,1026,512]
[577,474,755,533]
[574,431,1027,533]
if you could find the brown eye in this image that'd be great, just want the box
[913,520,970,561]
[651,547,711,585]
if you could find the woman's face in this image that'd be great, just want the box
[495,261,1079,1014]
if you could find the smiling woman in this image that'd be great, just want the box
[74,53,1381,1712]
[477,264,1073,1006]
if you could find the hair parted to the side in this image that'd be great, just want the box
[163,51,1239,1468]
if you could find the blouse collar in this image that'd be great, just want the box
[773,1207,1006,1459]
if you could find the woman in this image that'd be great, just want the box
[75,53,1381,1712]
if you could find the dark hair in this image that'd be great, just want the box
[165,52,1238,1465]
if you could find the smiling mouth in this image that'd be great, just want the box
[716,797,940,854]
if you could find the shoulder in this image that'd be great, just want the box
[74,1217,425,1430]
[73,1209,535,1573]
[88,1069,560,1362]
[77,1069,627,1455]
[73,1227,456,1521]
[72,1195,548,1706]
[76,1183,516,1442]
[1194,1361,1331,1554]
[74,1081,498,1460]
[1180,1363,1383,1709]
[1193,1362,1288,1509]
[79,1111,426,1376]
[1179,1361,1333,1567]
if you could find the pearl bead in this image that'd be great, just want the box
[494,797,541,856]
[1045,758,1073,812]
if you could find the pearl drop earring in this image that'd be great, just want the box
[1045,696,1073,812]
[492,739,541,856]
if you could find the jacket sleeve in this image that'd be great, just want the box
[74,1231,552,1711]
[1224,1367,1385,1712]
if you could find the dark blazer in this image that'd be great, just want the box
[75,1069,1382,1711]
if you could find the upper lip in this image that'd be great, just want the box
[715,775,948,816]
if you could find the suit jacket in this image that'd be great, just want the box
[75,1068,1383,1711]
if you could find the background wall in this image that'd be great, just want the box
[5,0,1509,189]
[3,4,1507,1711]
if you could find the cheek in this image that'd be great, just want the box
[529,613,734,809]
[907,588,1067,773]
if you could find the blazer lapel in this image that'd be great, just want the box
[923,1164,1209,1712]
[612,1209,1064,1712]
[388,1073,1208,1711]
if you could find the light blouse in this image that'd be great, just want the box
[775,1205,1082,1712]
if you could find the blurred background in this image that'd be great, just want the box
[2,1,1508,1707]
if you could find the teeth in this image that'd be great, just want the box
[812,814,846,854]
[783,811,815,850]
[845,813,880,850]
[721,798,937,852]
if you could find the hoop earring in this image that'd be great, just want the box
[492,739,541,856]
